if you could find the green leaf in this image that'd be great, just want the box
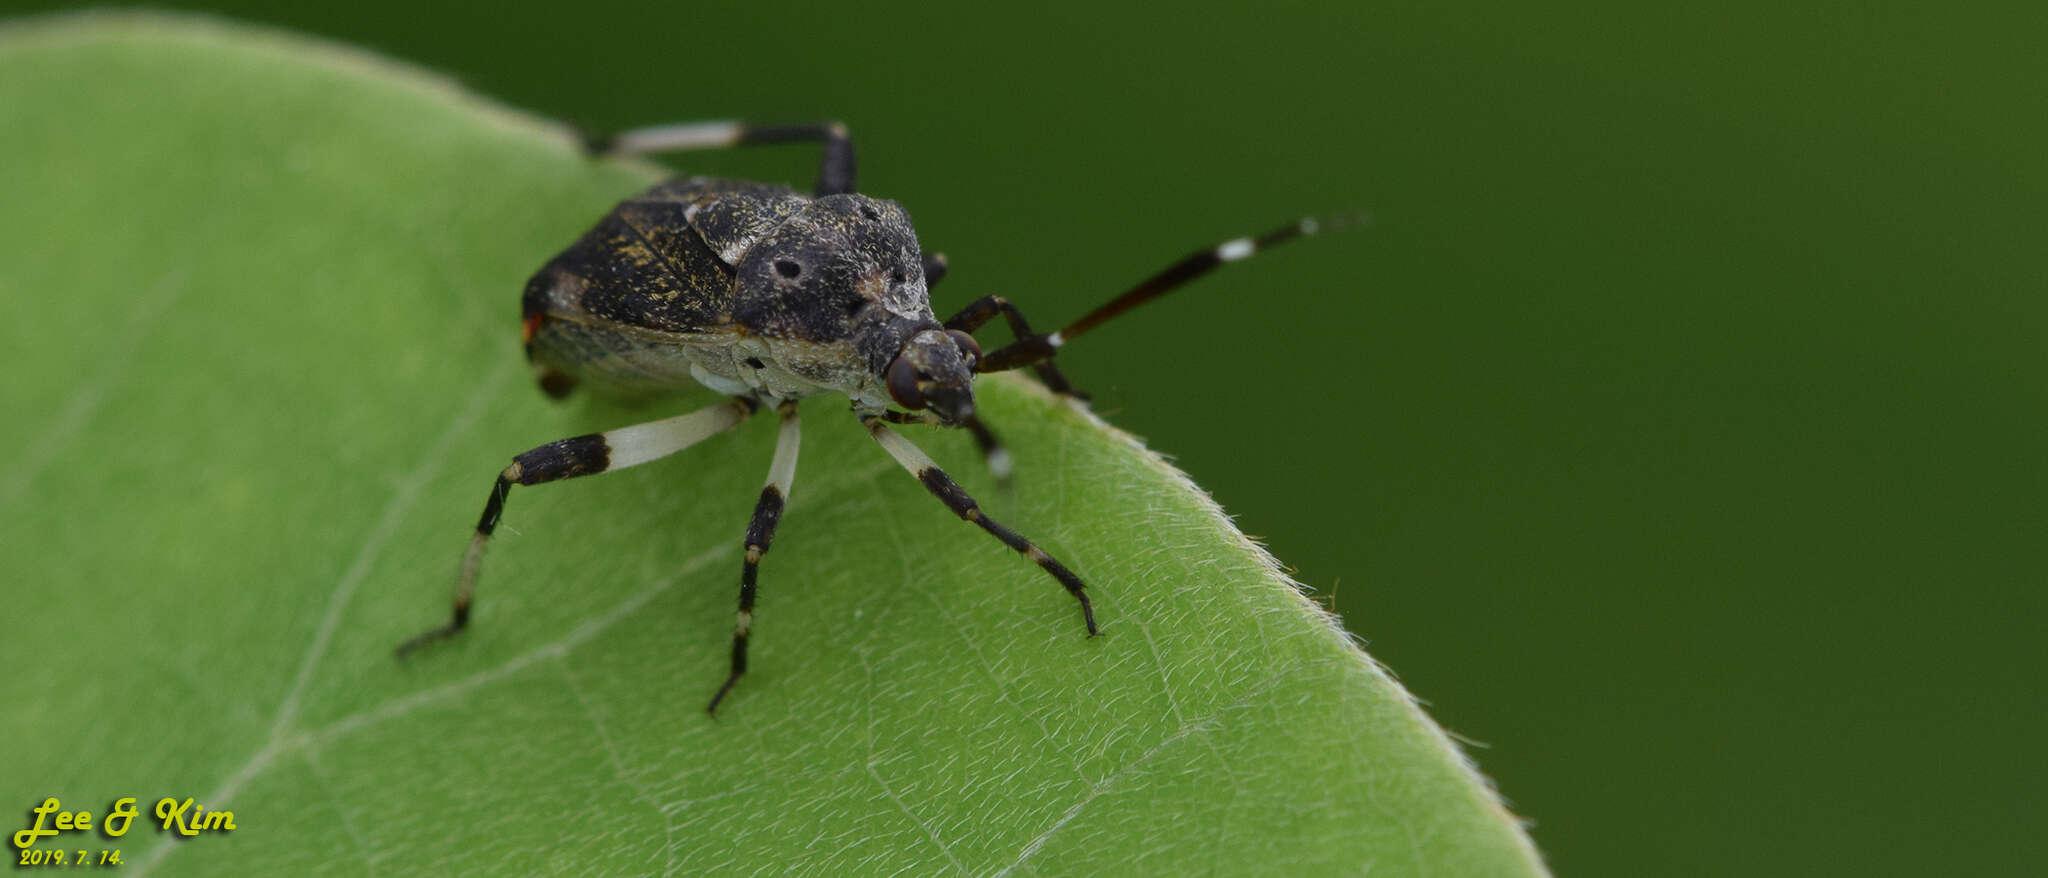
[0,13,1544,876]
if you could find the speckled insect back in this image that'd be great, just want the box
[398,119,1350,713]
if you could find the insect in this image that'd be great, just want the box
[396,120,1344,713]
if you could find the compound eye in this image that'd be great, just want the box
[886,356,926,410]
[945,329,982,368]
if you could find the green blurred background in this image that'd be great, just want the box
[5,1,2039,874]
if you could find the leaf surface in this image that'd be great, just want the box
[0,14,1545,876]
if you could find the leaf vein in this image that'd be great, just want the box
[270,355,519,739]
[0,268,189,509]
[861,646,969,875]
[987,668,1293,878]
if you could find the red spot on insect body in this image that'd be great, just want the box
[522,312,546,344]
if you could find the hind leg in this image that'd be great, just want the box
[589,119,857,197]
[396,398,757,655]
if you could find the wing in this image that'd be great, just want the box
[643,177,811,265]
[520,178,808,396]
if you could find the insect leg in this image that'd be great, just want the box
[943,294,1082,397]
[874,409,1013,485]
[942,293,1073,482]
[975,214,1359,374]
[396,398,758,657]
[592,120,856,197]
[961,415,1014,484]
[862,416,1097,635]
[922,252,949,288]
[709,402,802,715]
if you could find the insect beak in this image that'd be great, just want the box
[923,383,974,426]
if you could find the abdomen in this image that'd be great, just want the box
[526,311,710,396]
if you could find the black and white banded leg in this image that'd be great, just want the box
[940,293,1085,483]
[709,402,802,714]
[591,119,857,197]
[977,215,1356,375]
[863,416,1097,635]
[874,409,1014,486]
[397,398,758,657]
[944,294,1082,398]
[960,415,1013,485]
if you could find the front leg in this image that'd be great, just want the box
[863,416,1097,636]
[943,294,1083,398]
[876,409,1013,485]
